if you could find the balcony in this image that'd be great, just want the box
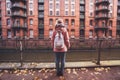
[80,25,85,29]
[80,15,85,19]
[38,15,44,18]
[94,25,108,30]
[11,12,27,18]
[38,24,44,29]
[38,0,44,3]
[117,17,120,20]
[95,0,110,6]
[95,7,109,13]
[0,25,1,28]
[12,24,27,29]
[11,4,27,10]
[118,10,120,14]
[80,9,85,12]
[80,1,85,5]
[117,25,120,30]
[11,0,27,2]
[38,7,44,10]
[39,35,44,39]
[95,15,109,20]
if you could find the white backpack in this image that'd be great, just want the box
[54,30,64,49]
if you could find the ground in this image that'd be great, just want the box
[0,66,120,80]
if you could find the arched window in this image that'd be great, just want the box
[49,19,53,25]
[90,20,93,26]
[30,19,33,25]
[102,22,105,27]
[7,18,10,26]
[65,19,69,28]
[89,30,93,38]
[71,19,75,26]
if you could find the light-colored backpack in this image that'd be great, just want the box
[54,30,64,49]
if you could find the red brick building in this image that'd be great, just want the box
[0,0,119,40]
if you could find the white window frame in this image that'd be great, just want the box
[30,19,33,25]
[30,30,34,38]
[8,30,12,38]
[49,30,53,39]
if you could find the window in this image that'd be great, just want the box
[80,30,85,36]
[65,11,68,16]
[109,13,112,17]
[30,19,33,25]
[56,3,60,9]
[71,11,75,16]
[71,4,75,9]
[71,30,75,38]
[65,4,68,9]
[90,20,93,26]
[89,4,93,10]
[80,0,84,3]
[71,19,75,26]
[80,13,85,18]
[39,12,44,17]
[80,6,85,11]
[7,30,11,38]
[102,22,105,27]
[30,11,33,15]
[56,11,60,16]
[90,0,93,3]
[30,0,33,1]
[109,6,112,11]
[71,0,75,2]
[89,30,93,38]
[29,3,33,9]
[7,18,10,26]
[49,11,53,15]
[90,12,93,16]
[56,0,60,1]
[49,3,53,9]
[7,2,11,8]
[7,10,11,15]
[49,29,53,38]
[30,30,33,38]
[39,19,44,24]
[0,29,2,38]
[39,5,44,10]
[80,20,84,26]
[0,20,1,25]
[49,19,53,25]
[109,30,112,37]
[65,19,69,28]
[109,20,112,27]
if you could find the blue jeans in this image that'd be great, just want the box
[55,52,66,74]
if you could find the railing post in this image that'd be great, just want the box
[20,40,23,67]
[96,39,102,65]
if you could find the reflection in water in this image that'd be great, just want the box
[0,49,120,62]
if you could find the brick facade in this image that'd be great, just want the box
[0,0,119,40]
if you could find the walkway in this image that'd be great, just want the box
[0,60,120,69]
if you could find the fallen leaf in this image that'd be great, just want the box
[66,69,71,74]
[59,76,65,80]
[72,69,78,75]
[81,68,87,71]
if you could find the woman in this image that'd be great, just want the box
[51,19,70,76]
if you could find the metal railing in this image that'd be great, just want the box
[0,38,120,66]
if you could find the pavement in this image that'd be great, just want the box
[0,60,120,69]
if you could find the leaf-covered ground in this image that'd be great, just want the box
[0,67,120,80]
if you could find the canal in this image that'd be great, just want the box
[0,49,120,62]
